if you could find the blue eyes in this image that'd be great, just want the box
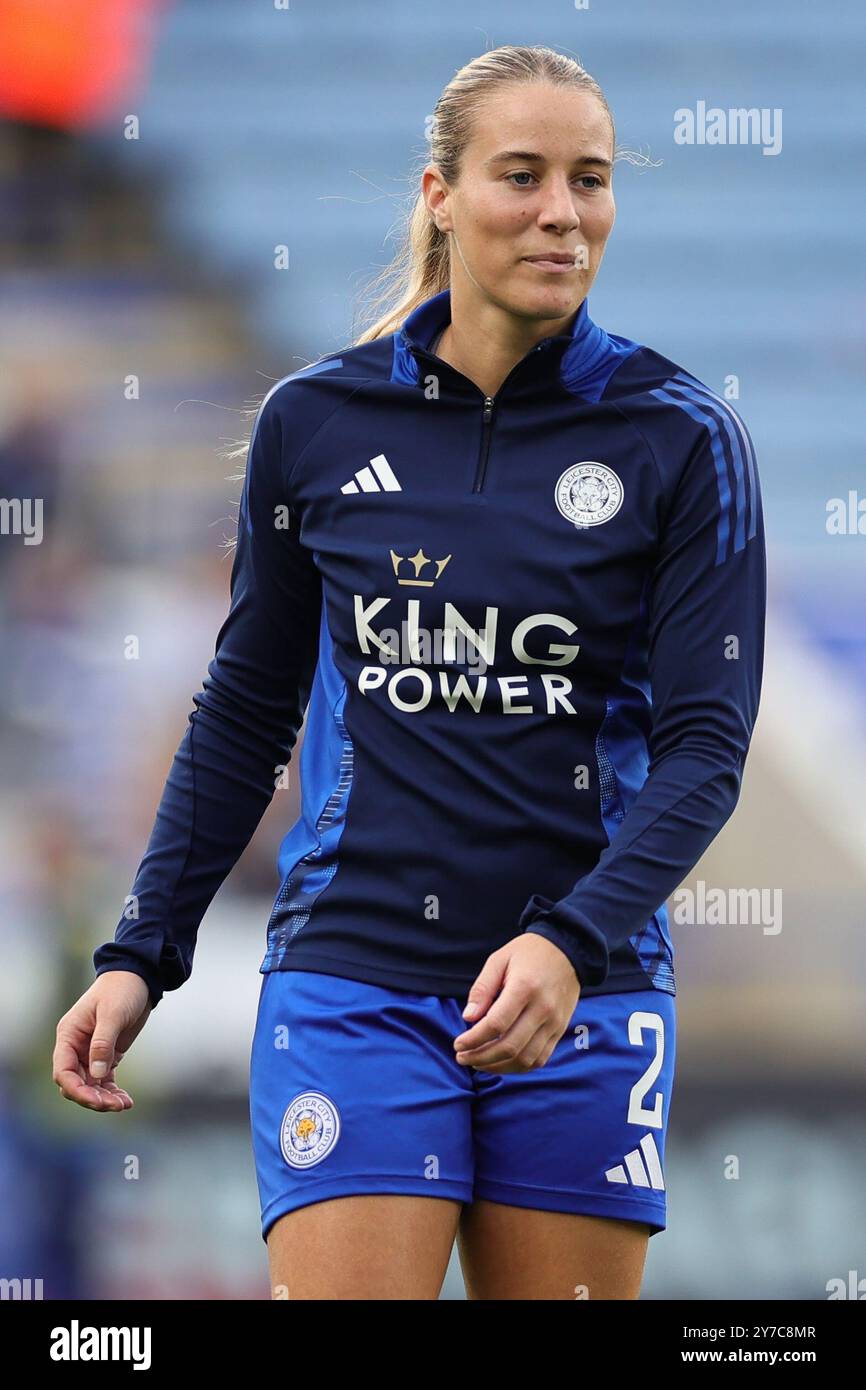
[506,172,603,190]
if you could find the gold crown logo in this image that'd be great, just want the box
[390,547,452,587]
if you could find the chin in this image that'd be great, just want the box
[507,277,583,321]
[478,270,582,324]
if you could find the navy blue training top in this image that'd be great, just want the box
[94,287,766,1008]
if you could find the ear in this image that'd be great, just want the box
[422,164,453,234]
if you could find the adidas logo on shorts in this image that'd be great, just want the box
[605,1133,665,1190]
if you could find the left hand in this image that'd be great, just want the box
[453,933,581,1074]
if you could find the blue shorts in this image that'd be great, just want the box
[249,969,676,1242]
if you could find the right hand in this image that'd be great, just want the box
[53,971,153,1112]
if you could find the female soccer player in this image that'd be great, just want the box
[53,45,766,1300]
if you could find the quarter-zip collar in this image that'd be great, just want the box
[392,286,640,404]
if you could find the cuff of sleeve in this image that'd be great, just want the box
[518,892,610,987]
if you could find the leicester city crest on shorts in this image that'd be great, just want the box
[280,1090,341,1169]
[555,462,624,529]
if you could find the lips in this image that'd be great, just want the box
[523,253,576,264]
[523,253,578,274]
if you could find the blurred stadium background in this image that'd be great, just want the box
[0,0,864,1300]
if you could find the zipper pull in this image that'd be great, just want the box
[483,397,494,422]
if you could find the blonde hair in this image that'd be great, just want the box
[223,44,626,552]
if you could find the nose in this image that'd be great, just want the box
[538,175,581,231]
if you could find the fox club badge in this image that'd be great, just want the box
[555,462,624,528]
[280,1091,341,1169]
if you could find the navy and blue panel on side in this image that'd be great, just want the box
[262,586,355,968]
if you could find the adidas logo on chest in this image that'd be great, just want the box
[341,454,402,494]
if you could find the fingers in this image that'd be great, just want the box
[461,1023,561,1073]
[53,1029,127,1109]
[455,934,582,1071]
[455,972,535,1053]
[52,1033,94,1105]
[53,1063,129,1111]
[455,998,547,1070]
[88,999,127,1080]
[52,981,144,1112]
[97,1080,134,1110]
[460,950,507,1025]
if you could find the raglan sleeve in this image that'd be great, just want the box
[92,386,322,1008]
[518,402,767,987]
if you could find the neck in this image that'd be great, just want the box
[433,280,582,398]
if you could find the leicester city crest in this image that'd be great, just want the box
[280,1090,341,1169]
[555,462,624,529]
